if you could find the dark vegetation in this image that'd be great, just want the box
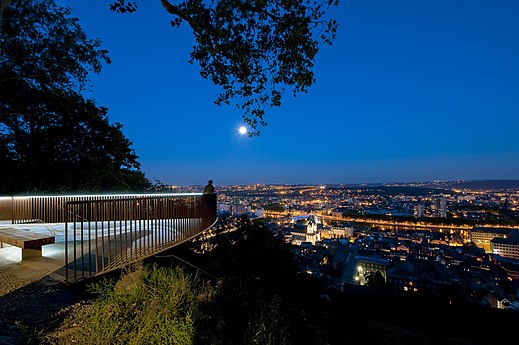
[152,218,328,345]
[262,202,286,212]
[35,219,519,345]
[0,0,151,194]
[445,179,519,190]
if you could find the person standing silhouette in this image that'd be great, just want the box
[203,179,215,194]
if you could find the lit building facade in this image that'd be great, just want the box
[432,197,447,218]
[354,256,390,285]
[414,204,424,218]
[231,204,250,215]
[491,237,519,260]
[254,207,265,218]
[289,214,321,245]
[321,225,354,239]
[470,227,513,252]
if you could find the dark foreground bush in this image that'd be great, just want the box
[66,263,211,345]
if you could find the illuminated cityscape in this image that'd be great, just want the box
[2,0,519,342]
[175,179,519,310]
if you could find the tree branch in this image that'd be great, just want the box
[159,0,182,17]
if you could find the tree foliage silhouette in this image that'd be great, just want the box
[110,0,339,135]
[0,0,150,193]
[1,1,339,135]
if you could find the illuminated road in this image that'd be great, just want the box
[321,214,473,230]
[264,210,519,231]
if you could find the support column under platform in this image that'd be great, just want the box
[0,227,55,260]
[22,247,43,259]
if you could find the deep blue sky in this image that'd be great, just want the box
[63,0,519,186]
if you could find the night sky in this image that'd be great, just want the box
[63,0,519,186]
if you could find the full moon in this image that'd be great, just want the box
[239,126,247,135]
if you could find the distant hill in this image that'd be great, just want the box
[441,180,519,191]
[376,179,519,191]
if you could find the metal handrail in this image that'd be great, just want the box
[64,193,217,282]
[1,193,206,224]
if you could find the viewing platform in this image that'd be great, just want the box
[0,193,217,285]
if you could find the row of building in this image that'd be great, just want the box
[270,216,519,310]
[470,226,519,259]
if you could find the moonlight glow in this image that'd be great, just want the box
[239,126,247,135]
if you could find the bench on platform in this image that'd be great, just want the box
[0,227,55,259]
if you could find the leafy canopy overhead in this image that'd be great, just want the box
[111,0,338,135]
